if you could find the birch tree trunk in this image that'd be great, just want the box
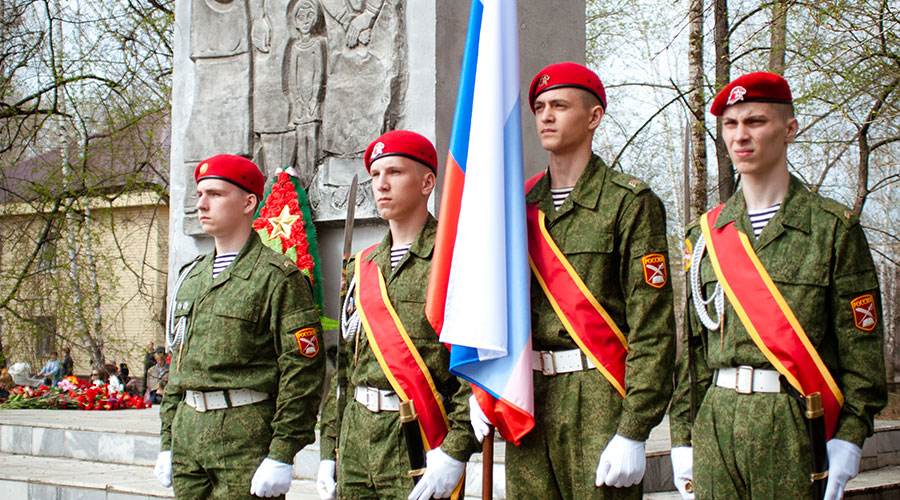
[688,0,708,217]
[768,0,788,75]
[714,0,734,202]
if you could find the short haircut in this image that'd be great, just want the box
[773,102,795,121]
[581,90,602,111]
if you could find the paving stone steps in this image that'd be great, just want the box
[1,409,898,499]
[0,452,319,500]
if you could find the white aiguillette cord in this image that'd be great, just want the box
[690,232,724,332]
[166,261,199,353]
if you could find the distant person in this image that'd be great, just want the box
[144,348,168,404]
[118,361,130,385]
[142,341,156,392]
[38,351,61,387]
[0,370,12,401]
[60,347,74,378]
[106,363,124,392]
[91,366,109,386]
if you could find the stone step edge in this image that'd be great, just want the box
[0,452,322,499]
[643,466,900,499]
[3,452,898,500]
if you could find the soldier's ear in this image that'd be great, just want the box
[785,117,799,144]
[420,167,436,198]
[243,194,259,216]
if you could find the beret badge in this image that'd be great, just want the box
[538,74,550,88]
[727,86,747,106]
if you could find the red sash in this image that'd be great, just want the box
[701,205,844,438]
[525,172,629,397]
[354,245,450,450]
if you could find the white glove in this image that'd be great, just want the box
[595,434,646,488]
[670,446,695,499]
[250,458,294,497]
[154,450,172,488]
[823,439,861,500]
[468,394,491,443]
[408,447,466,500]
[316,460,336,500]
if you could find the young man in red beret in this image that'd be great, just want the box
[316,131,477,500]
[154,154,325,499]
[475,62,676,499]
[669,72,886,499]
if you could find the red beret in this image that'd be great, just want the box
[529,62,607,112]
[364,130,437,173]
[194,154,265,201]
[710,72,793,116]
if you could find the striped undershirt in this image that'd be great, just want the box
[212,252,239,278]
[550,186,574,209]
[748,203,781,237]
[390,244,412,269]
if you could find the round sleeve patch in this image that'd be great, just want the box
[641,253,668,288]
[850,294,877,331]
[293,327,320,357]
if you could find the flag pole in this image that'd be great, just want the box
[482,427,494,500]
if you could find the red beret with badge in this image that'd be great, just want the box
[710,72,793,116]
[529,62,607,112]
[194,154,265,201]
[364,130,438,173]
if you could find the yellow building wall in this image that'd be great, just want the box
[0,192,168,381]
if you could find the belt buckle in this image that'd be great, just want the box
[540,351,557,376]
[736,366,754,394]
[365,388,380,412]
[189,391,207,412]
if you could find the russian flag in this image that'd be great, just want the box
[425,0,534,445]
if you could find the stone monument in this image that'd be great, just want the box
[169,0,585,329]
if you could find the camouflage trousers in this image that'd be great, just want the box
[506,369,641,500]
[171,399,281,500]
[337,398,415,499]
[694,387,815,499]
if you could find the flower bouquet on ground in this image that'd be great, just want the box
[0,376,150,410]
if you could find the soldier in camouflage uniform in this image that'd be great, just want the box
[154,154,325,499]
[478,62,675,499]
[316,131,478,500]
[669,73,887,500]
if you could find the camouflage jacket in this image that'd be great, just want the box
[525,154,676,441]
[670,175,887,448]
[159,234,325,464]
[319,216,478,463]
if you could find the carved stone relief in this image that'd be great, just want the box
[182,0,405,234]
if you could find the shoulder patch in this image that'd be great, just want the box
[850,294,877,331]
[641,253,668,288]
[293,327,320,357]
[816,196,858,227]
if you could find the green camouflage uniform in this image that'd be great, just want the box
[508,155,676,500]
[159,234,325,500]
[319,216,478,499]
[669,176,887,499]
